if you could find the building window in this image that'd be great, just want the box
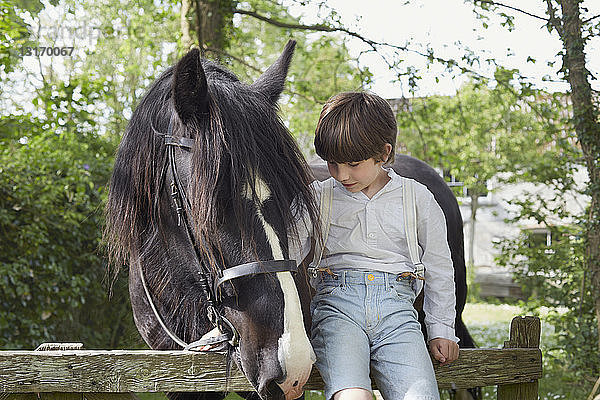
[525,227,556,254]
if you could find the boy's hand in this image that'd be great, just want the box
[429,338,459,366]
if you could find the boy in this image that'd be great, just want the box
[290,91,459,400]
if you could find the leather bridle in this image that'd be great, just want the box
[140,117,298,351]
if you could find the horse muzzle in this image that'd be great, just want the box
[258,376,306,400]
[276,331,316,400]
[278,376,310,400]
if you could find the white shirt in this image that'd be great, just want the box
[289,168,458,342]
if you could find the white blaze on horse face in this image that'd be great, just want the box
[248,178,316,399]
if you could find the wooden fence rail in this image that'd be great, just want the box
[0,316,542,400]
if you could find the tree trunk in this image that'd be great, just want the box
[559,0,600,352]
[180,0,193,50]
[468,193,479,267]
[193,0,236,57]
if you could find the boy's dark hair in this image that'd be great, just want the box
[314,91,397,165]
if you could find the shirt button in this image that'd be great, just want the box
[368,233,375,238]
[367,274,375,281]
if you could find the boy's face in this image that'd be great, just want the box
[327,155,390,199]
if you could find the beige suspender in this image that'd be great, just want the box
[402,177,425,281]
[311,178,334,271]
[310,177,424,290]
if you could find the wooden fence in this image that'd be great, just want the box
[0,316,542,400]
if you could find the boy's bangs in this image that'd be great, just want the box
[314,91,396,164]
[315,129,378,164]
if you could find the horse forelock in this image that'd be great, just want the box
[188,74,319,267]
[104,67,175,276]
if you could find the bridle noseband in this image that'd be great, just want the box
[140,118,298,352]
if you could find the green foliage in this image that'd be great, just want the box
[461,303,594,399]
[221,0,370,157]
[396,71,569,198]
[0,110,139,348]
[0,0,31,75]
[0,8,140,346]
[73,0,180,138]
[496,221,599,379]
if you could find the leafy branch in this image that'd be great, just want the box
[472,0,549,22]
[234,6,494,85]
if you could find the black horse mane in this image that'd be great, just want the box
[104,56,318,278]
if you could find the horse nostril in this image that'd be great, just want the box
[292,380,298,387]
[260,379,285,400]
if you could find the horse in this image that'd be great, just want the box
[310,155,478,399]
[104,40,320,400]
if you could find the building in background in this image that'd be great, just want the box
[455,167,588,299]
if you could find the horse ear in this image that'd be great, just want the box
[251,40,296,103]
[173,48,208,123]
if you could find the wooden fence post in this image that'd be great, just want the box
[497,316,541,400]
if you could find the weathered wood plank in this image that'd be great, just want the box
[433,348,541,389]
[1,395,37,400]
[0,348,541,392]
[0,394,137,400]
[0,350,250,393]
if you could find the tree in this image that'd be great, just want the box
[555,0,600,355]
[467,0,599,381]
[396,72,573,266]
[72,0,180,139]
[182,0,236,55]
[0,1,145,348]
[467,0,599,365]
[0,0,29,75]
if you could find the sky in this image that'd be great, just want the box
[292,0,600,98]
[10,0,600,102]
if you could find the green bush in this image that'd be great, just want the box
[0,111,138,349]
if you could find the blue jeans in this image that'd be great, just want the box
[310,270,439,400]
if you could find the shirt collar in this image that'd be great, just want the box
[376,167,402,196]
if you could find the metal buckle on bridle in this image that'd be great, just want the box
[217,313,240,347]
[206,305,240,347]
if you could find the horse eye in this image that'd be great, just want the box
[218,281,238,299]
[218,275,252,300]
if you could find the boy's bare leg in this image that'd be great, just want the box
[333,388,372,400]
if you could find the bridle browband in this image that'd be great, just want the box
[140,116,298,351]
